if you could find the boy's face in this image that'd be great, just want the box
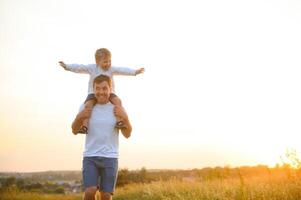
[97,56,111,71]
[93,81,111,104]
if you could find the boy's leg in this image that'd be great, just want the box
[109,93,122,106]
[109,94,125,129]
[78,98,96,134]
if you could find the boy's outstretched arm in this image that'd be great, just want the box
[135,68,145,75]
[112,66,145,76]
[58,61,93,74]
[59,61,67,70]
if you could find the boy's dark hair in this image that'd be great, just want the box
[93,75,112,88]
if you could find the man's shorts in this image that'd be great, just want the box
[84,93,118,104]
[82,156,118,194]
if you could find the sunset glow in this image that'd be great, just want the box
[1,0,301,172]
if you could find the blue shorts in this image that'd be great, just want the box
[82,157,118,194]
[84,93,118,104]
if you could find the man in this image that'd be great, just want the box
[72,75,132,200]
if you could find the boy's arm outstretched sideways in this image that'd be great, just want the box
[135,68,145,75]
[112,66,145,76]
[59,61,94,74]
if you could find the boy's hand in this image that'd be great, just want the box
[59,61,67,70]
[135,68,145,75]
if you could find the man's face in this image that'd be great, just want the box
[93,81,111,104]
[96,56,111,71]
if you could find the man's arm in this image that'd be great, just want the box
[71,108,92,134]
[114,106,132,138]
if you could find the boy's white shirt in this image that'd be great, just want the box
[65,64,136,94]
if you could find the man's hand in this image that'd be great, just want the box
[72,108,92,134]
[59,61,67,70]
[135,68,145,75]
[113,106,127,121]
[78,108,93,121]
[114,106,132,138]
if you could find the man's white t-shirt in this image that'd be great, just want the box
[80,102,119,158]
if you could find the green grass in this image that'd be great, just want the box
[1,175,301,200]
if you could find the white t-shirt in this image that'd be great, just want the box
[80,102,119,158]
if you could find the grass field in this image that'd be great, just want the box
[1,171,301,200]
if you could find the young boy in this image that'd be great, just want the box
[59,48,144,134]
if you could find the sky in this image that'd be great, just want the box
[0,0,301,172]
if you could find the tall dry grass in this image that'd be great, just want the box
[1,169,301,200]
[113,172,301,200]
[0,187,82,200]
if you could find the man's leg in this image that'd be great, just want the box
[84,186,97,200]
[100,191,112,200]
[82,157,99,200]
[99,158,118,199]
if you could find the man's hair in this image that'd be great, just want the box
[93,75,112,88]
[95,48,111,62]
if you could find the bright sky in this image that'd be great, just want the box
[1,0,301,172]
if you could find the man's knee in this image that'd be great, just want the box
[101,192,112,200]
[84,187,97,200]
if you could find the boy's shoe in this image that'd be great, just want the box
[115,121,126,129]
[77,126,88,134]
